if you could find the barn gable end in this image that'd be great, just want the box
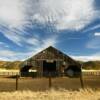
[20,46,81,77]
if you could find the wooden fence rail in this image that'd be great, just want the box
[82,70,100,76]
[0,72,20,76]
[0,70,100,77]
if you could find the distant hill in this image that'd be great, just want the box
[0,60,100,70]
[82,61,100,70]
[0,61,22,69]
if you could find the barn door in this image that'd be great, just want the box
[43,60,56,76]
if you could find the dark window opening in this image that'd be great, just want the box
[21,65,33,77]
[64,65,81,77]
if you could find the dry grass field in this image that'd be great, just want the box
[0,76,100,91]
[0,76,100,100]
[0,88,100,100]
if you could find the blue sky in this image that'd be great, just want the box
[0,0,100,61]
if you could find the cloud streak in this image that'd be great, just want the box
[0,0,99,44]
[0,35,57,61]
[0,0,98,31]
[83,24,100,33]
[28,0,97,31]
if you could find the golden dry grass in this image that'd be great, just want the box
[0,76,100,100]
[0,88,100,100]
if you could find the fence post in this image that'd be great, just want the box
[16,75,19,90]
[80,72,84,89]
[49,73,52,88]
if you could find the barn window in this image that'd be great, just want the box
[43,51,45,53]
[63,61,66,65]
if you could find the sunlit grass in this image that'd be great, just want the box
[0,88,100,100]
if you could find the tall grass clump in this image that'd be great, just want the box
[0,88,100,100]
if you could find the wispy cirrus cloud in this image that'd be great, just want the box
[0,0,99,45]
[0,35,57,61]
[28,0,98,31]
[0,0,99,31]
[0,42,9,49]
[83,24,100,33]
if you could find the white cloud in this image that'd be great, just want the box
[42,37,57,48]
[83,24,100,33]
[0,0,99,61]
[1,28,41,46]
[0,0,99,46]
[0,0,97,31]
[0,0,26,28]
[94,32,100,36]
[0,0,28,46]
[0,50,30,61]
[0,49,33,61]
[3,31,23,46]
[72,51,100,62]
[0,42,9,48]
[29,0,98,31]
[27,35,58,54]
[26,37,40,46]
[0,50,16,57]
[72,55,100,61]
[0,49,100,61]
[0,36,57,61]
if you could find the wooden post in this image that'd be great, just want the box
[16,75,19,90]
[49,73,52,88]
[80,72,84,89]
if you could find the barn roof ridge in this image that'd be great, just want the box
[26,45,66,60]
[44,46,77,62]
[23,46,80,66]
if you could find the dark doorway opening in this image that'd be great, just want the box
[64,65,81,77]
[21,65,32,77]
[43,60,56,76]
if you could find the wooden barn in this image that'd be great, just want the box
[20,46,81,77]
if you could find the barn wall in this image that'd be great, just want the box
[20,46,81,77]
